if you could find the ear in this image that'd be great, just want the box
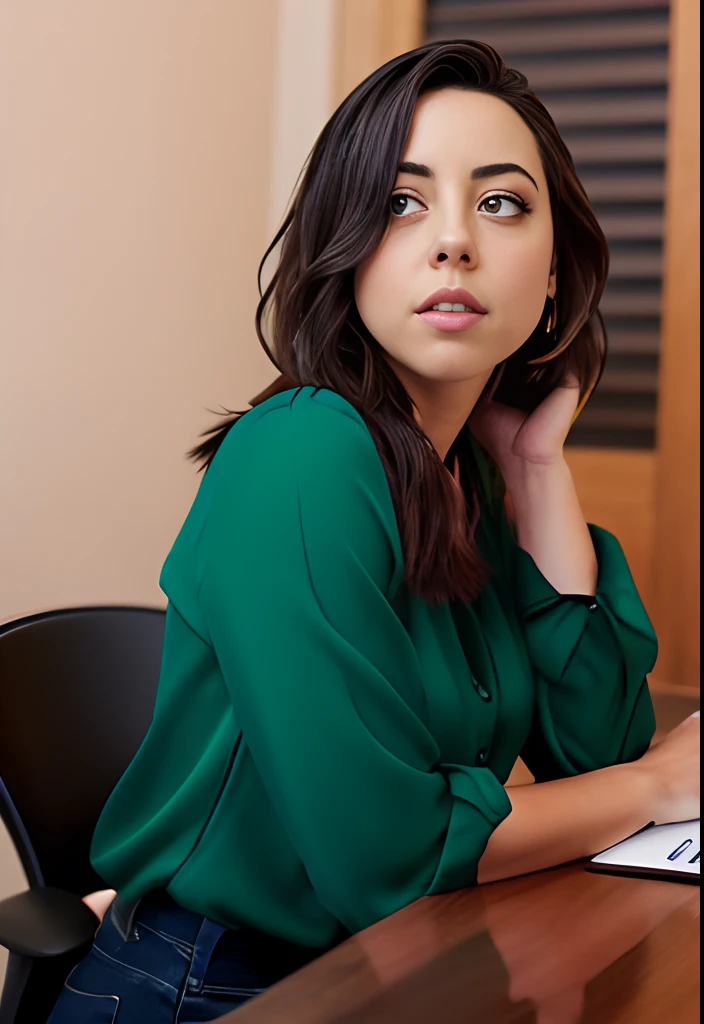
[547,253,557,299]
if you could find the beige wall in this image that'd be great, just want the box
[270,0,335,234]
[0,0,279,622]
[0,0,336,987]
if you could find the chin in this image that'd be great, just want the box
[415,357,488,384]
[382,346,484,386]
[400,370,483,392]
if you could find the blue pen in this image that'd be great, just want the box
[667,839,693,861]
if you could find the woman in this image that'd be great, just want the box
[48,40,699,1024]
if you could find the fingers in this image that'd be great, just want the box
[82,888,117,922]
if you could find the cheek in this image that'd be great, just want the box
[354,246,405,335]
[490,231,553,326]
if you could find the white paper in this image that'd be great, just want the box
[591,819,700,875]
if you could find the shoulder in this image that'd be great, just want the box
[190,385,404,597]
[251,384,371,436]
[211,385,386,485]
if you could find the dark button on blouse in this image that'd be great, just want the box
[472,678,492,702]
[476,748,489,765]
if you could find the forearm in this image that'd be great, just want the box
[477,762,656,884]
[504,456,597,596]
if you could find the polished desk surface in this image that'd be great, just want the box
[221,862,699,1023]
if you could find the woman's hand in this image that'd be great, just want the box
[637,712,700,824]
[81,888,117,934]
[469,374,581,474]
[470,373,598,596]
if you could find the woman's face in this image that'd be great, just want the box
[354,88,556,393]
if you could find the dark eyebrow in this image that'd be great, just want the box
[397,160,539,192]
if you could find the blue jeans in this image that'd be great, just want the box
[45,889,326,1023]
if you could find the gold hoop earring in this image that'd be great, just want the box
[527,297,572,365]
[545,297,557,334]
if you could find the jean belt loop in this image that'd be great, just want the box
[185,917,229,994]
[110,895,142,944]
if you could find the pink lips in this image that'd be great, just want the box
[415,286,487,333]
[418,310,485,332]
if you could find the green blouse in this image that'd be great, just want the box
[90,386,657,947]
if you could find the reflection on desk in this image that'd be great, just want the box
[222,862,699,1024]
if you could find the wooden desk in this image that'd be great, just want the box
[220,863,699,1023]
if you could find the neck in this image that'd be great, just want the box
[386,357,493,462]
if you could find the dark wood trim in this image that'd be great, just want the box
[333,0,424,107]
[652,0,700,688]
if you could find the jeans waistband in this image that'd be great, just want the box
[111,887,229,945]
[112,888,328,954]
[106,886,338,998]
[110,887,343,980]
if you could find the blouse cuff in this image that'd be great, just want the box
[426,765,512,895]
[513,523,653,633]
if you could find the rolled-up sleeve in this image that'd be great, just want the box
[509,520,657,781]
[196,397,511,933]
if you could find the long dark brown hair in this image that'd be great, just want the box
[189,40,609,607]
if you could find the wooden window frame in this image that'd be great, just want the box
[651,0,700,692]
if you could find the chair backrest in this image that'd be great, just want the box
[0,606,165,896]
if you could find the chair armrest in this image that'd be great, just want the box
[0,887,99,957]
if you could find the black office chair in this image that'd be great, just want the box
[0,606,166,1024]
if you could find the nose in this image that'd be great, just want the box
[429,231,478,269]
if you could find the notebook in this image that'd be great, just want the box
[586,819,700,884]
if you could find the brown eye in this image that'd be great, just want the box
[479,194,528,217]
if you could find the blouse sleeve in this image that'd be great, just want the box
[195,396,512,933]
[503,508,658,782]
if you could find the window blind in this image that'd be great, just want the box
[426,0,670,447]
